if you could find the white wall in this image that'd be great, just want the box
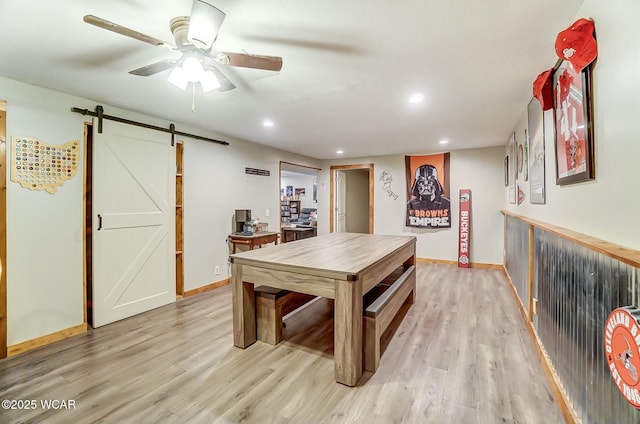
[3,77,87,346]
[280,173,317,209]
[183,139,320,291]
[1,76,321,345]
[505,0,640,251]
[319,147,505,265]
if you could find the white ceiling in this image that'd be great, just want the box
[0,0,583,159]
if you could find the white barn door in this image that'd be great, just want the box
[92,120,175,328]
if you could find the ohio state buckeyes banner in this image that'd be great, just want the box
[405,153,451,228]
[458,189,471,268]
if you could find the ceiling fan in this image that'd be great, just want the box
[83,0,283,93]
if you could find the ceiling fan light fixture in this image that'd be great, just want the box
[182,55,205,82]
[84,3,281,99]
[188,0,226,49]
[200,70,221,92]
[168,66,189,90]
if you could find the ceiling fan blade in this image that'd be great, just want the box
[187,0,226,50]
[220,53,283,72]
[129,60,178,76]
[83,15,174,49]
[208,67,236,92]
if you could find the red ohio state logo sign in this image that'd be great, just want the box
[605,306,640,409]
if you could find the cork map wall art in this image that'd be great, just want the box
[11,136,80,194]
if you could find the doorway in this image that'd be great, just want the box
[330,164,374,233]
[84,123,93,327]
[279,162,320,229]
[1,100,6,358]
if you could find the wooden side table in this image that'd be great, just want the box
[228,232,279,254]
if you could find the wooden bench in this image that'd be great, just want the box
[255,286,316,345]
[363,264,416,372]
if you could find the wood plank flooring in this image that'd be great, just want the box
[0,263,565,424]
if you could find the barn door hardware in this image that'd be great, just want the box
[71,105,229,146]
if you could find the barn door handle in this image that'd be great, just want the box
[97,214,103,231]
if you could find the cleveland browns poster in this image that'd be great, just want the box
[405,153,451,228]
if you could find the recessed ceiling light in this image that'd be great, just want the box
[409,93,424,104]
[439,139,449,144]
[263,119,274,127]
[336,150,344,155]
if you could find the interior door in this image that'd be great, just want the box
[336,170,346,232]
[92,120,176,327]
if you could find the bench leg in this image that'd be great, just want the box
[406,288,415,305]
[363,316,380,372]
[363,270,416,372]
[256,297,283,345]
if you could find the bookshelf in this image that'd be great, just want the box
[281,199,301,223]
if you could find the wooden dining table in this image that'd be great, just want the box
[229,232,416,386]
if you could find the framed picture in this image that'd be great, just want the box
[504,156,509,187]
[517,142,523,178]
[528,97,546,203]
[552,60,595,185]
[522,129,528,182]
[508,132,517,204]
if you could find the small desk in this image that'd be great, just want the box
[281,226,317,243]
[229,232,416,386]
[228,232,279,254]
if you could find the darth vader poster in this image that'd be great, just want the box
[405,153,451,228]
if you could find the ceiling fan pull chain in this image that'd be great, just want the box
[191,83,197,113]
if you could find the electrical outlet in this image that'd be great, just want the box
[215,266,220,275]
[265,208,270,217]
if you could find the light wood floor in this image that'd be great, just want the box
[0,263,565,424]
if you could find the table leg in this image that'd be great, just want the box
[232,262,256,348]
[334,277,363,386]
[406,249,416,302]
